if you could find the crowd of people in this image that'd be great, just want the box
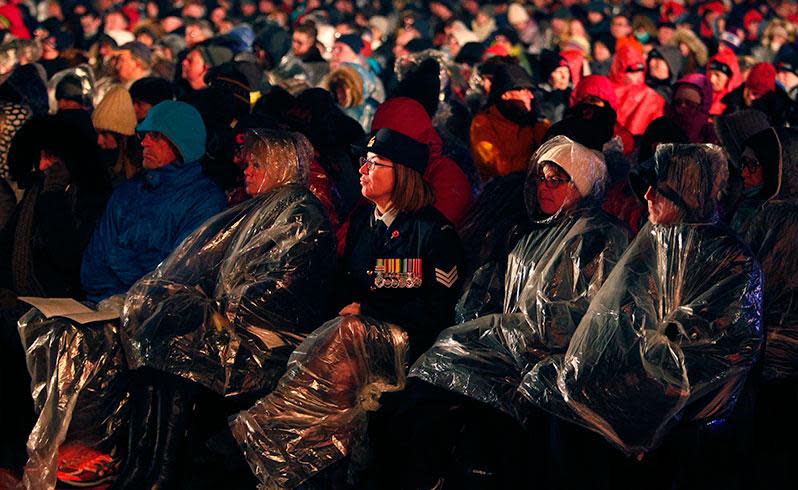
[0,0,795,488]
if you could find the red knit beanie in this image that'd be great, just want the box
[746,62,776,96]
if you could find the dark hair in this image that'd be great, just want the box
[295,22,317,40]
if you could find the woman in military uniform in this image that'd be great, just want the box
[337,127,465,360]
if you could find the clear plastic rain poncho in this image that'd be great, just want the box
[121,130,336,396]
[410,136,629,420]
[520,144,764,455]
[17,295,128,490]
[733,127,798,380]
[230,316,408,489]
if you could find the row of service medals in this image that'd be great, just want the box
[371,258,423,288]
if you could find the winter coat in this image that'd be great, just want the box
[81,160,226,302]
[522,144,763,455]
[609,45,666,135]
[339,204,464,360]
[371,97,473,225]
[733,127,798,380]
[707,49,743,115]
[122,184,336,396]
[470,105,549,178]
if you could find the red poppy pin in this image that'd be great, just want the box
[391,230,400,239]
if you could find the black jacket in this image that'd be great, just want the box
[339,204,464,359]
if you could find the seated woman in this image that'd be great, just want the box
[229,128,465,487]
[523,144,763,488]
[110,129,337,488]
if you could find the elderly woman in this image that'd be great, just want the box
[523,144,763,488]
[229,128,465,487]
[111,129,336,488]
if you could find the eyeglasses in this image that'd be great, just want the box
[359,156,393,171]
[536,174,572,188]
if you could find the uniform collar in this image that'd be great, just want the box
[374,206,398,228]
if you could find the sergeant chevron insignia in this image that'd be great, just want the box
[435,266,458,287]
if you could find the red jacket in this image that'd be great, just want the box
[371,97,473,225]
[0,2,30,39]
[610,45,666,136]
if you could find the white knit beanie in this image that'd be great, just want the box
[534,136,607,198]
[92,85,137,136]
[508,4,530,25]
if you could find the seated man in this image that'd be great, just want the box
[81,100,226,302]
[522,143,763,488]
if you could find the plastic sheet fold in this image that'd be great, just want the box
[230,315,408,489]
[521,222,764,454]
[18,299,128,490]
[121,183,336,396]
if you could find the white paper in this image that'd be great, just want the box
[18,297,120,324]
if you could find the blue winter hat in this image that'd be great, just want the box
[137,101,206,162]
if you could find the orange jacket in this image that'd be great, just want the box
[470,105,549,179]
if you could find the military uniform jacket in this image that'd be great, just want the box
[340,204,464,359]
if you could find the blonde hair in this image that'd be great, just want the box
[390,163,434,213]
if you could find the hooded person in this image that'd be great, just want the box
[707,48,743,115]
[571,74,636,155]
[608,44,666,136]
[366,136,628,487]
[720,61,782,120]
[114,129,337,489]
[323,62,378,131]
[731,128,798,490]
[533,49,572,124]
[370,97,473,225]
[521,144,762,487]
[0,110,112,479]
[470,63,550,179]
[664,73,718,144]
[646,45,685,101]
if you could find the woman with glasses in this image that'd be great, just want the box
[337,127,464,361]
